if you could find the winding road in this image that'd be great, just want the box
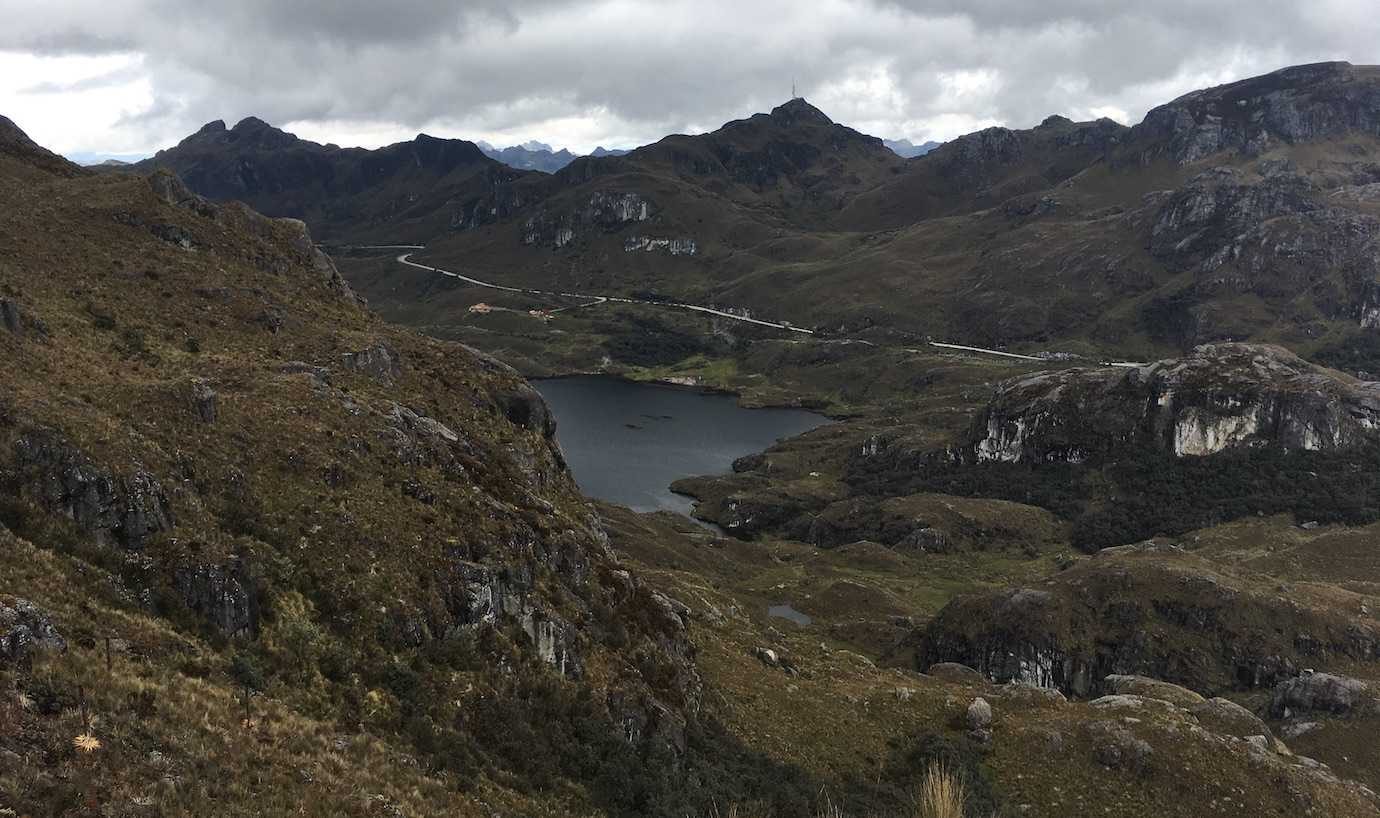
[396,252,815,334]
[387,250,1147,367]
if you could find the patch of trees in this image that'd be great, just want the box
[597,312,720,367]
[1312,331,1380,376]
[847,441,1380,552]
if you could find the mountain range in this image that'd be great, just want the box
[882,137,941,158]
[476,140,631,172]
[124,61,1380,368]
[10,64,1380,818]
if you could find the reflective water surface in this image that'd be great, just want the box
[534,376,826,515]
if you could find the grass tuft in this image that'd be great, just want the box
[916,762,965,818]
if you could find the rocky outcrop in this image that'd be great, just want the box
[970,344,1380,464]
[0,598,67,664]
[1143,166,1380,337]
[1,299,23,335]
[521,191,654,249]
[341,342,401,382]
[1085,719,1154,772]
[1270,672,1375,717]
[173,559,258,638]
[1104,675,1205,707]
[914,551,1380,698]
[7,428,173,551]
[1128,62,1380,165]
[188,378,217,423]
[445,559,583,677]
[624,236,697,256]
[1193,697,1275,743]
[383,404,470,476]
[147,170,361,302]
[492,382,556,439]
[926,662,987,684]
[148,168,218,217]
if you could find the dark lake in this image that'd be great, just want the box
[534,376,827,515]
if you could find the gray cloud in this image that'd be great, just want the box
[1,0,1377,154]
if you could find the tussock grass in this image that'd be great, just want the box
[915,762,965,818]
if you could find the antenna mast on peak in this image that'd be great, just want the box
[792,79,798,99]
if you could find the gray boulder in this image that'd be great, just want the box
[1191,697,1274,742]
[1087,720,1153,772]
[1270,672,1372,717]
[494,382,557,438]
[341,343,401,382]
[967,696,993,730]
[0,598,66,663]
[1,299,21,334]
[926,662,987,684]
[1105,675,1205,707]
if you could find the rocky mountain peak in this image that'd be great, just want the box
[221,116,300,150]
[768,97,834,127]
[197,119,228,134]
[232,115,274,133]
[1128,61,1380,164]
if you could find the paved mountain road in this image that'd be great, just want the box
[396,252,816,333]
[390,251,1147,366]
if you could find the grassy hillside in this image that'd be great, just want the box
[0,119,716,817]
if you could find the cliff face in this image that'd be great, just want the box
[972,344,1380,464]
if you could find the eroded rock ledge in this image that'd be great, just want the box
[972,343,1380,464]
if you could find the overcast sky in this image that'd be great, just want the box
[1,0,1378,160]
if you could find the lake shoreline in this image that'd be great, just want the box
[531,370,843,417]
[533,375,828,518]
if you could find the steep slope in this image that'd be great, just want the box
[128,117,533,242]
[0,118,710,816]
[1,114,85,179]
[710,63,1380,352]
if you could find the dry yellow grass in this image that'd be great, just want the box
[916,763,965,818]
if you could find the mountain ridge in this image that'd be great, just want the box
[126,63,1380,368]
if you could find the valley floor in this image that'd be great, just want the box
[335,249,1380,817]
